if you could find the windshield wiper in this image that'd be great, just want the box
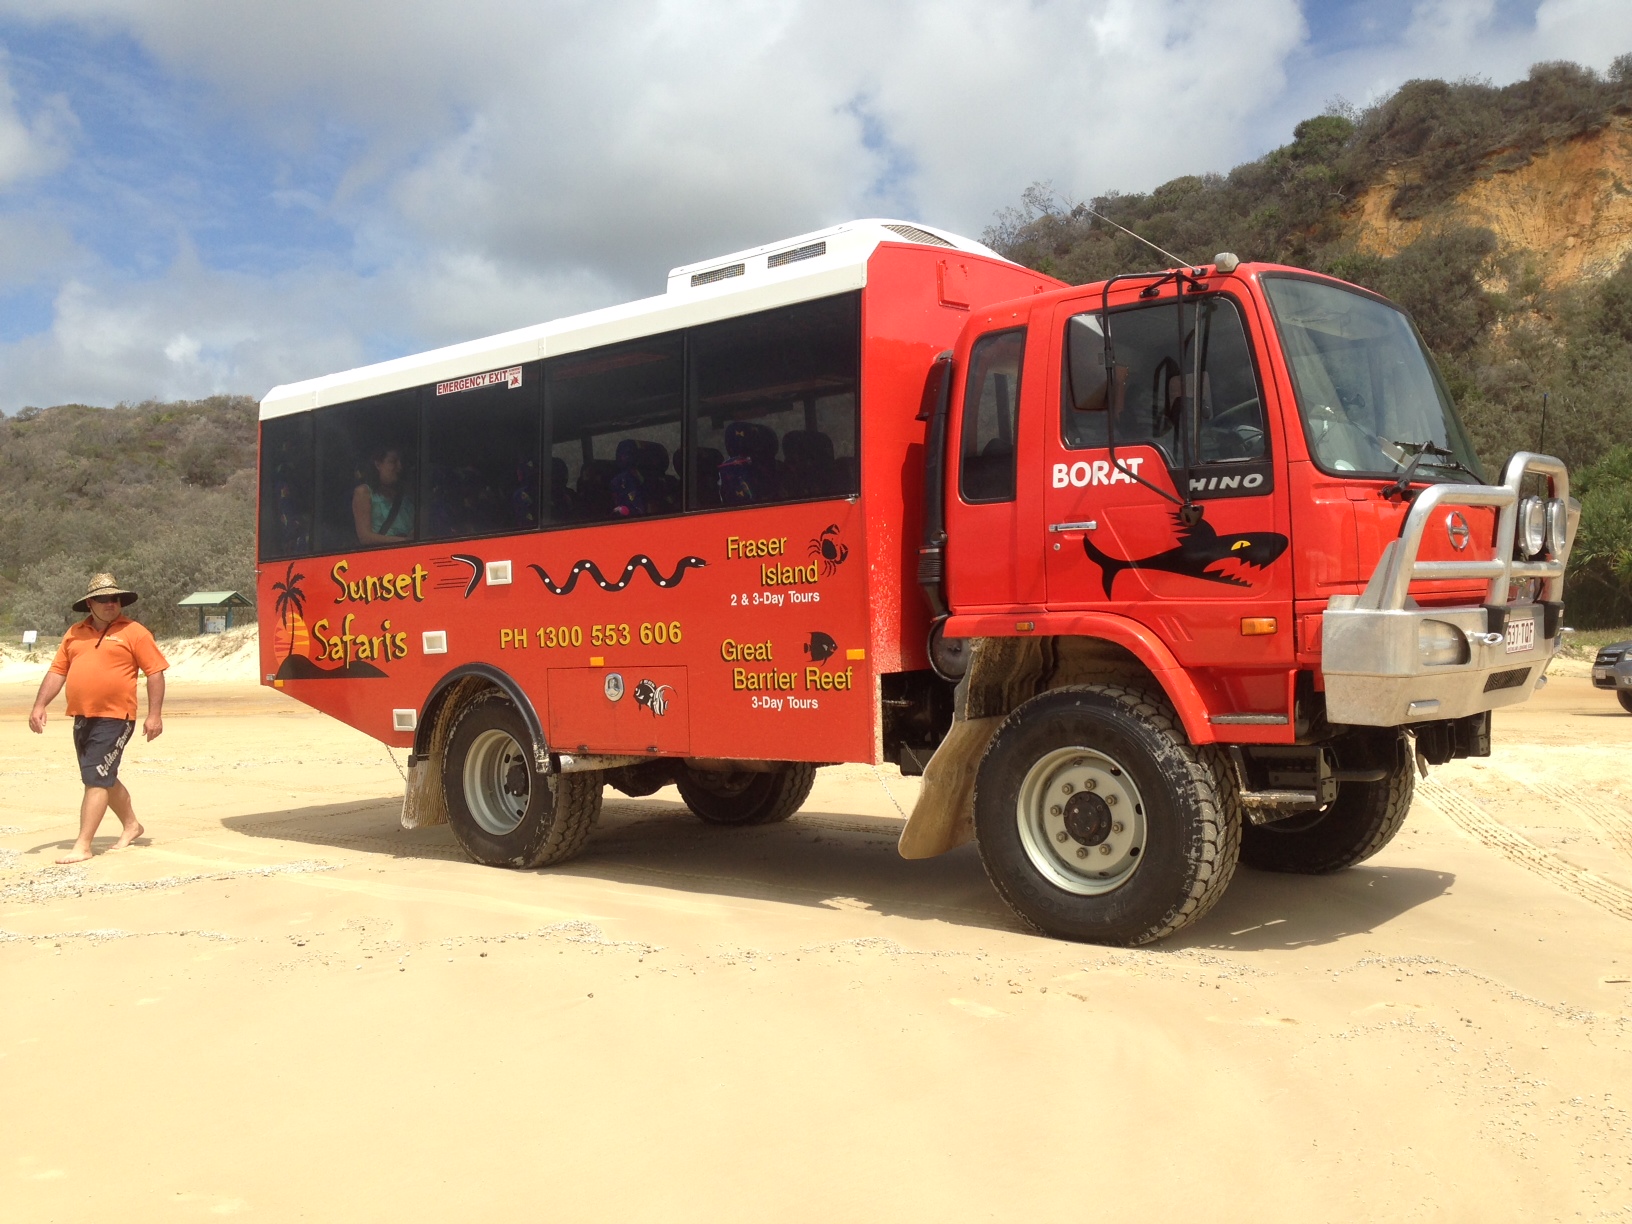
[1381,440,1475,500]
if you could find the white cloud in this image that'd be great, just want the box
[0,0,1626,411]
[0,236,629,410]
[0,54,71,191]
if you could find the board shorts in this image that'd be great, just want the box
[72,716,135,788]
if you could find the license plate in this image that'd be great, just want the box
[1505,616,1535,654]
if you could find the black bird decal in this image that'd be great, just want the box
[1082,514,1287,597]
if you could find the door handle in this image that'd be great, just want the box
[1048,520,1098,533]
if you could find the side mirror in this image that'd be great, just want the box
[1067,314,1107,412]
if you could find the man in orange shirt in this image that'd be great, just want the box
[28,574,168,864]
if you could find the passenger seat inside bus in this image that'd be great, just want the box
[577,459,617,520]
[693,447,723,508]
[782,429,838,498]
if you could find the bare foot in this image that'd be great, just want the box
[55,847,93,864]
[111,823,144,850]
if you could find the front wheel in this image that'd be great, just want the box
[676,762,816,826]
[442,692,602,868]
[973,685,1240,946]
[1618,690,1632,714]
[1239,735,1412,874]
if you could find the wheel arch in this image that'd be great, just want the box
[946,613,1215,743]
[414,664,549,774]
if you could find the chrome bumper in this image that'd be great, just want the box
[1322,453,1575,728]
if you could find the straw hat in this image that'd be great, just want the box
[72,573,139,613]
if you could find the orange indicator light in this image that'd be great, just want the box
[1240,618,1278,636]
[589,655,605,666]
[1015,621,1035,632]
[846,648,866,660]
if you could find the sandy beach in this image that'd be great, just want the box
[2,636,1630,1221]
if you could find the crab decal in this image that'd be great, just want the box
[809,525,849,577]
[633,679,674,717]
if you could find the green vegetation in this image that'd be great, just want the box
[0,397,257,638]
[988,56,1632,625]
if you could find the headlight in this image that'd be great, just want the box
[1518,496,1547,559]
[1546,497,1569,555]
[1419,619,1470,666]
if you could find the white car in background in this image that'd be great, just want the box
[1592,640,1632,712]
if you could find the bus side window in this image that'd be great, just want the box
[688,292,860,509]
[422,363,542,542]
[546,334,684,524]
[314,389,420,553]
[960,328,1026,503]
[258,414,314,561]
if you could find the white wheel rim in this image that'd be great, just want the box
[464,728,530,835]
[1015,746,1147,896]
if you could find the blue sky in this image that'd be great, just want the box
[0,0,1627,413]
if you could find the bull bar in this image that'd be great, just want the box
[1321,452,1576,727]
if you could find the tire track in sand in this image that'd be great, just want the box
[1416,777,1632,922]
[1525,778,1632,863]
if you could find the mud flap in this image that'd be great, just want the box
[400,698,459,829]
[897,715,1002,859]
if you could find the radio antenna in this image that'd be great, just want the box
[1083,204,1193,269]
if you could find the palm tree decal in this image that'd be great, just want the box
[271,563,306,661]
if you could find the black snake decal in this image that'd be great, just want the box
[527,555,707,596]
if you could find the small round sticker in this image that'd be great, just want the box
[604,672,625,702]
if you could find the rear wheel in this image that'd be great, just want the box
[1618,690,1632,714]
[973,685,1240,946]
[442,692,602,868]
[676,763,816,826]
[1239,735,1411,874]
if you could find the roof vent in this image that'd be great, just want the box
[767,241,827,269]
[883,223,953,248]
[691,263,745,288]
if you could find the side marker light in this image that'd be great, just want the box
[1015,621,1035,632]
[1240,618,1277,636]
[846,648,866,660]
[589,656,605,667]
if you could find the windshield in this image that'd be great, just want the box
[1262,275,1484,483]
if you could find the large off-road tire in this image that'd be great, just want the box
[676,763,816,826]
[1618,690,1632,714]
[973,685,1241,946]
[442,691,602,868]
[1239,735,1412,874]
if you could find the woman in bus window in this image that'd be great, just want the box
[352,444,415,545]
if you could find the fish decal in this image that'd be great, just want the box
[633,679,674,717]
[803,631,837,665]
[1082,513,1287,597]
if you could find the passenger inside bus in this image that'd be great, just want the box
[718,420,782,504]
[351,444,416,545]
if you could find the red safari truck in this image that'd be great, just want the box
[256,219,1574,944]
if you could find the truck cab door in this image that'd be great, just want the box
[944,326,1030,611]
[1042,291,1294,693]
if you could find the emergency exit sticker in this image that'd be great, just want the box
[436,366,523,395]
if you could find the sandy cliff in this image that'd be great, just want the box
[1349,115,1632,284]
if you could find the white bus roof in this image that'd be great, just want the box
[259,219,1007,420]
